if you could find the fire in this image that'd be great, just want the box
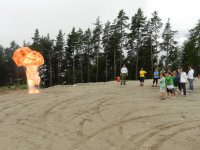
[13,47,44,94]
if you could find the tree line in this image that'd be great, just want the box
[0,8,199,87]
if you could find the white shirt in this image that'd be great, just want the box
[121,67,128,74]
[180,72,187,83]
[188,69,194,79]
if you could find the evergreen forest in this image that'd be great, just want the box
[0,8,199,87]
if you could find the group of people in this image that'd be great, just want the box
[120,65,148,86]
[159,67,194,100]
[120,64,196,100]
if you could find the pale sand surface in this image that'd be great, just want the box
[0,79,200,150]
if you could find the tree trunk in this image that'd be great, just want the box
[96,54,99,82]
[150,35,153,78]
[80,59,83,83]
[48,49,52,86]
[88,61,90,82]
[120,25,123,69]
[57,53,60,84]
[87,46,90,82]
[106,49,108,82]
[136,44,139,80]
[114,48,116,80]
[73,48,75,84]
[96,40,100,82]
[166,41,169,68]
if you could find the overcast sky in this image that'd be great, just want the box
[0,0,199,47]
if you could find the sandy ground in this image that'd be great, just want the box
[0,79,200,150]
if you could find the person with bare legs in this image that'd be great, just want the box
[160,72,166,100]
[139,68,147,86]
[165,71,175,98]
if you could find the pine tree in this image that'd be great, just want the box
[65,27,80,84]
[92,17,103,82]
[149,11,163,76]
[102,21,111,81]
[160,19,178,70]
[66,28,75,84]
[108,19,121,80]
[76,28,84,83]
[139,22,152,78]
[39,34,53,86]
[82,28,93,82]
[54,30,65,84]
[116,9,129,68]
[4,41,20,85]
[0,45,6,85]
[31,29,40,51]
[128,8,146,79]
[182,20,200,73]
[0,45,4,64]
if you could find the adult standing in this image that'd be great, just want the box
[180,68,187,96]
[120,64,128,85]
[177,68,182,93]
[188,66,194,92]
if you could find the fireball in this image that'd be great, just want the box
[13,47,44,94]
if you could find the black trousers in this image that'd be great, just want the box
[174,82,182,91]
[178,82,182,91]
[181,83,186,96]
[153,78,158,84]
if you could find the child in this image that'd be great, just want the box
[152,68,159,87]
[160,72,166,100]
[180,68,187,96]
[173,71,180,95]
[139,68,147,86]
[165,72,175,98]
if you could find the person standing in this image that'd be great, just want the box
[120,64,128,85]
[180,68,187,96]
[177,68,182,93]
[139,68,147,86]
[152,68,159,87]
[188,66,194,92]
[160,72,166,100]
[173,71,180,95]
[165,72,175,98]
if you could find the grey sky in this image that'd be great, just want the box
[0,0,199,47]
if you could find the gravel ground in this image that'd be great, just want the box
[0,79,200,150]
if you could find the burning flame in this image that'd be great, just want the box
[13,47,44,94]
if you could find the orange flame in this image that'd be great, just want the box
[13,47,44,94]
